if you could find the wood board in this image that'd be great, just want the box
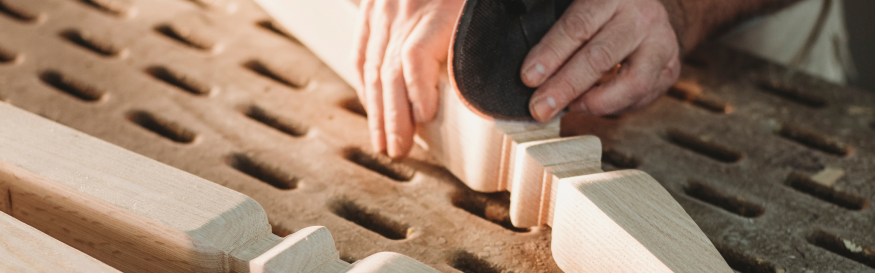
[0,211,121,273]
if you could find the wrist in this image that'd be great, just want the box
[658,0,693,54]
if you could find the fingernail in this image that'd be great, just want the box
[530,95,557,121]
[412,103,424,123]
[386,134,401,158]
[577,100,589,114]
[524,63,546,85]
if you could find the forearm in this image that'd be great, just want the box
[663,0,803,53]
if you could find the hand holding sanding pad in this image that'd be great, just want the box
[449,0,574,122]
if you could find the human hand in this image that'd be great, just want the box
[354,0,465,158]
[521,0,682,122]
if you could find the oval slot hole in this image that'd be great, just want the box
[270,223,293,237]
[343,147,414,182]
[256,20,299,43]
[757,79,827,108]
[328,199,409,240]
[668,88,734,114]
[447,250,504,273]
[712,243,780,273]
[145,66,214,96]
[60,29,124,57]
[665,129,742,163]
[450,189,529,233]
[155,24,215,51]
[242,105,307,137]
[126,111,197,144]
[77,0,131,17]
[807,229,875,268]
[0,47,18,63]
[339,97,367,117]
[226,153,298,190]
[243,60,307,89]
[602,148,639,170]
[785,173,867,210]
[39,71,105,102]
[685,180,764,218]
[776,124,851,156]
[0,1,39,22]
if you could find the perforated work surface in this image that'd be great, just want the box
[0,1,873,273]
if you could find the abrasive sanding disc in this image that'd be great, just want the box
[449,0,573,122]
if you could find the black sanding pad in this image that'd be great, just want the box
[450,0,573,122]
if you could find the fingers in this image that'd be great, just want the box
[381,56,415,158]
[402,13,452,123]
[520,0,619,87]
[354,0,375,101]
[528,16,645,122]
[363,1,394,153]
[381,11,418,158]
[568,34,680,115]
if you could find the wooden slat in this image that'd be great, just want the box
[552,170,730,272]
[0,211,120,273]
[0,103,272,272]
[250,226,440,273]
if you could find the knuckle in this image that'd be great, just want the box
[401,43,423,63]
[379,62,401,81]
[628,78,653,96]
[561,12,597,41]
[364,65,382,84]
[585,97,616,116]
[584,44,617,71]
[554,78,583,104]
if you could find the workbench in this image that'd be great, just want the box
[0,0,873,272]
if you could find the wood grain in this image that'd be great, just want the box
[0,103,271,272]
[552,170,731,272]
[250,226,440,273]
[0,211,120,273]
[509,136,602,227]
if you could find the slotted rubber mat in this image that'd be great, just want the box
[0,0,873,272]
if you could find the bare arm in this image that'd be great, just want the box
[667,0,803,53]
